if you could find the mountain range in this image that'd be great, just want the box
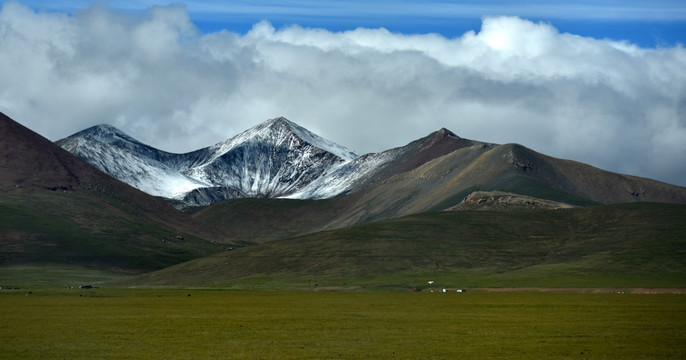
[2,110,686,288]
[57,116,686,210]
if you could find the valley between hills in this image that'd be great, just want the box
[1,111,685,290]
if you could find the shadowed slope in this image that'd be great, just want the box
[0,112,225,273]
[1,113,102,190]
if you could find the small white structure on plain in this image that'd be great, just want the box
[427,280,434,285]
[442,288,447,293]
[457,289,463,293]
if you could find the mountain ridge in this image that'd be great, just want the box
[56,116,686,210]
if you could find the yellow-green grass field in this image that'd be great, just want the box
[1,288,684,359]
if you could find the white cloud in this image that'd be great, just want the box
[1,2,685,186]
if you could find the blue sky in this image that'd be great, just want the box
[11,0,686,47]
[1,0,686,186]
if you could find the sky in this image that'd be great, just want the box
[0,0,685,186]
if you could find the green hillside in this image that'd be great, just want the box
[191,197,351,244]
[0,190,224,275]
[125,202,686,289]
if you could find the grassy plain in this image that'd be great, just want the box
[1,288,684,359]
[0,264,131,289]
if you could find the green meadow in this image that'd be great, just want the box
[1,288,684,359]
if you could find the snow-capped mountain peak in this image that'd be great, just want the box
[63,123,180,164]
[270,117,358,161]
[71,124,140,148]
[179,117,360,199]
[209,117,358,163]
[57,117,366,207]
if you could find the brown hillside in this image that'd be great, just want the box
[0,111,214,231]
[0,112,103,190]
[488,144,686,204]
[345,128,488,194]
[308,140,686,228]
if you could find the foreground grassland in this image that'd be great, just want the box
[1,289,684,359]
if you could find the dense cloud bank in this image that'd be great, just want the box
[1,2,685,186]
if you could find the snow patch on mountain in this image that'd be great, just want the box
[280,118,358,161]
[57,136,210,199]
[286,150,399,199]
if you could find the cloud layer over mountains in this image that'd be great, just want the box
[1,2,685,186]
